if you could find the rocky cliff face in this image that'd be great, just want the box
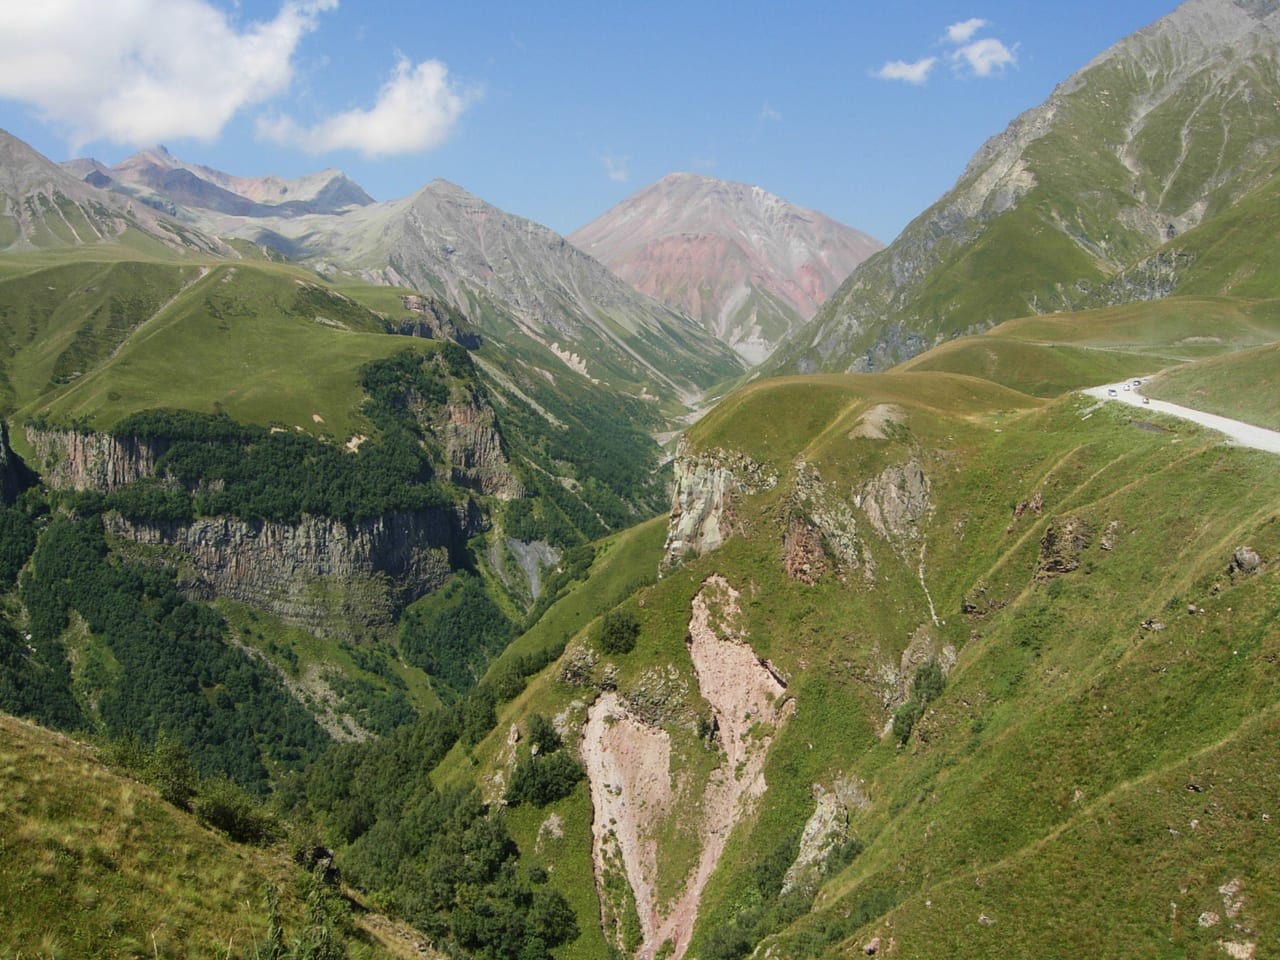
[27,424,488,633]
[581,575,794,960]
[661,443,778,571]
[444,397,523,501]
[107,506,469,637]
[26,427,164,491]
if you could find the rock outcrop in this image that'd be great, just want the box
[107,507,467,637]
[581,576,794,960]
[395,294,482,348]
[662,443,777,571]
[26,427,164,491]
[444,398,522,500]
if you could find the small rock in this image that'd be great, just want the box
[864,936,881,955]
[1229,546,1263,578]
[1188,604,1198,615]
[1199,911,1220,928]
[978,914,995,926]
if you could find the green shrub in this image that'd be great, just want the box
[892,699,924,744]
[145,733,199,809]
[195,776,281,844]
[599,609,640,655]
[505,751,584,807]
[526,713,563,755]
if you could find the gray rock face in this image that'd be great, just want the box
[26,427,164,491]
[26,421,498,632]
[107,508,462,636]
[661,442,778,571]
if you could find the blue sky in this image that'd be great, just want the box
[0,1,1179,244]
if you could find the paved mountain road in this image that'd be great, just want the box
[1082,380,1280,455]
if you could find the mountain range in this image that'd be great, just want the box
[2,0,1280,958]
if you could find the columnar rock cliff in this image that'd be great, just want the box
[444,399,523,500]
[26,425,488,633]
[26,427,165,491]
[107,508,465,636]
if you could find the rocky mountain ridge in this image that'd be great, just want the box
[64,145,375,219]
[0,130,224,255]
[210,178,745,399]
[571,173,881,364]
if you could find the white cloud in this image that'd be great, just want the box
[258,57,472,157]
[759,101,782,123]
[0,0,336,150]
[603,153,629,183]
[952,38,1018,77]
[945,18,988,44]
[873,57,938,86]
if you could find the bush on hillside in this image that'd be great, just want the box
[195,776,281,844]
[598,609,640,655]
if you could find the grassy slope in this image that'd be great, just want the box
[10,261,432,443]
[0,712,418,959]
[1143,341,1280,431]
[702,386,1280,958]
[443,356,1280,959]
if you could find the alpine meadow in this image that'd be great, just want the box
[1,1,1279,958]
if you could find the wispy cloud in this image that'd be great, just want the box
[874,16,1016,86]
[951,37,1018,77]
[873,57,938,86]
[0,0,336,150]
[759,101,782,123]
[603,153,629,183]
[945,18,988,45]
[258,57,474,157]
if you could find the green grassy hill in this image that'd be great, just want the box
[0,711,423,959]
[896,296,1280,397]
[1144,340,1280,430]
[405,355,1280,960]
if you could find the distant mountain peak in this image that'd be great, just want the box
[102,147,374,219]
[570,174,881,364]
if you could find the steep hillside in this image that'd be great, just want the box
[768,0,1280,375]
[427,362,1280,960]
[0,711,423,958]
[570,173,882,364]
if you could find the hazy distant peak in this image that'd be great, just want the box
[106,146,373,217]
[571,173,882,364]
